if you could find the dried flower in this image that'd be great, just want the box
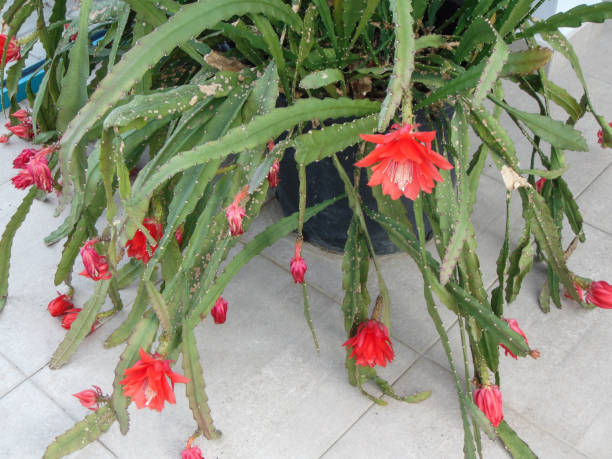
[473,385,503,427]
[125,218,163,263]
[48,293,74,317]
[225,186,248,236]
[73,386,103,411]
[211,297,228,324]
[120,348,189,412]
[586,280,612,309]
[175,226,184,246]
[343,319,395,367]
[79,239,112,281]
[290,241,307,284]
[356,123,453,200]
[499,318,528,359]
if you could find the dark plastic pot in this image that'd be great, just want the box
[276,110,452,255]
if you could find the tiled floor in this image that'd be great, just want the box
[1,21,611,459]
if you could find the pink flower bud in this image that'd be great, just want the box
[473,385,503,427]
[211,297,228,324]
[267,158,280,188]
[181,445,204,459]
[6,121,33,140]
[290,241,307,283]
[597,122,612,145]
[535,177,546,193]
[79,239,112,281]
[0,134,9,143]
[499,318,528,359]
[175,226,184,246]
[11,109,29,122]
[73,385,103,411]
[225,186,248,236]
[48,293,74,317]
[12,148,36,169]
[586,280,612,309]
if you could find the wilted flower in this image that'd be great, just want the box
[586,280,612,309]
[73,386,104,411]
[181,445,204,459]
[343,319,395,367]
[267,158,280,188]
[210,297,228,324]
[0,34,20,63]
[120,348,189,412]
[473,385,503,427]
[12,148,36,169]
[11,169,34,189]
[25,153,53,192]
[290,240,307,284]
[499,318,528,359]
[125,218,163,263]
[47,293,74,317]
[225,186,248,236]
[356,123,453,200]
[79,239,112,281]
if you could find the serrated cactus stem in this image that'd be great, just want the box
[302,283,320,355]
[297,163,307,235]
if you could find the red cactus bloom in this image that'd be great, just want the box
[13,148,36,169]
[597,122,612,145]
[181,445,204,459]
[11,109,29,122]
[211,297,228,324]
[585,280,612,309]
[26,153,53,192]
[290,241,307,284]
[0,34,20,63]
[225,186,248,236]
[343,319,395,367]
[267,158,280,188]
[6,121,33,140]
[47,293,74,317]
[79,239,112,281]
[356,123,453,200]
[0,134,8,143]
[73,385,103,411]
[499,318,528,359]
[473,385,503,427]
[125,218,163,263]
[535,177,546,193]
[119,348,189,412]
[11,169,34,189]
[61,308,83,329]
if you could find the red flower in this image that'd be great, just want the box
[11,169,34,189]
[13,148,36,169]
[0,135,8,143]
[535,177,546,193]
[79,239,112,281]
[125,218,163,263]
[225,186,248,236]
[0,34,20,63]
[11,109,29,122]
[597,122,612,145]
[586,280,612,309]
[267,158,280,188]
[290,241,307,284]
[211,297,228,324]
[181,445,204,459]
[343,319,395,367]
[61,308,82,329]
[499,318,528,359]
[120,348,189,412]
[73,385,103,411]
[48,293,74,317]
[473,385,503,427]
[356,123,453,200]
[6,121,33,140]
[26,153,53,192]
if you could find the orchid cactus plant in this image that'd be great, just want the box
[1,0,612,457]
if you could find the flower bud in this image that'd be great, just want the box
[61,308,82,329]
[48,293,74,317]
[6,121,33,140]
[586,280,612,309]
[225,186,248,236]
[0,135,9,143]
[473,385,503,427]
[73,385,103,411]
[267,159,280,188]
[11,109,29,122]
[290,241,307,283]
[181,445,204,459]
[211,297,228,324]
